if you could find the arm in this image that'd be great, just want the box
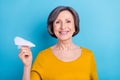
[22,66,31,80]
[19,46,42,80]
[30,53,43,80]
[30,71,42,80]
[18,46,32,80]
[90,52,98,80]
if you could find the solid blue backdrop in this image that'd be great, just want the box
[0,0,120,80]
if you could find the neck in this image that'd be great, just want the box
[55,39,75,50]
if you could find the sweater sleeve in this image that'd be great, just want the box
[30,71,41,80]
[90,51,98,80]
[30,52,43,80]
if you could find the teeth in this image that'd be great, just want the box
[60,31,68,35]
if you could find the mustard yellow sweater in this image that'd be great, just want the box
[31,47,98,80]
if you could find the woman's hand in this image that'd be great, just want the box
[18,46,32,67]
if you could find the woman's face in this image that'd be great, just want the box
[53,10,75,41]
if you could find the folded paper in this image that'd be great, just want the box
[14,36,35,48]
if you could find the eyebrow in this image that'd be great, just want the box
[55,18,72,21]
[65,18,72,20]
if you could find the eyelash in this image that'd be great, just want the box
[55,21,60,24]
[66,20,71,23]
[55,20,71,24]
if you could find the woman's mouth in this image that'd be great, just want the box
[59,31,69,35]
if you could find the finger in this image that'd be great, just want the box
[19,49,30,57]
[20,48,31,54]
[18,47,32,59]
[21,46,30,50]
[20,47,31,53]
[19,51,30,59]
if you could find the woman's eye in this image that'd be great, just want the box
[66,20,71,23]
[55,21,60,24]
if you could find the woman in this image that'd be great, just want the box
[19,6,98,80]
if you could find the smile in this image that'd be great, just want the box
[59,31,69,35]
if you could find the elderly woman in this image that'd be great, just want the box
[19,6,98,80]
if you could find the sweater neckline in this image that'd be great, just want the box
[49,46,83,63]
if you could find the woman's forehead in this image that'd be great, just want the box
[56,10,74,20]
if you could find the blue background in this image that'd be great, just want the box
[0,0,120,80]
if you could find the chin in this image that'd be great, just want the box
[58,36,72,41]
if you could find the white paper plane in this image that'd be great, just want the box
[14,36,36,49]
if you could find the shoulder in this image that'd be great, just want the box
[31,48,51,72]
[80,47,96,62]
[35,47,51,59]
[81,46,94,57]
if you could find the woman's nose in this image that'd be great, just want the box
[60,22,66,30]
